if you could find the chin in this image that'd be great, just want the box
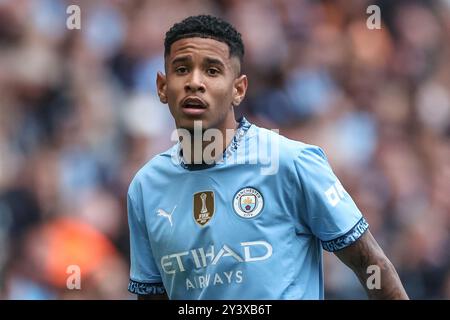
[177,117,211,132]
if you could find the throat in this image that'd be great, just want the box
[180,122,239,166]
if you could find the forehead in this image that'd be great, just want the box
[168,37,231,62]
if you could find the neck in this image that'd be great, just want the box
[179,114,239,165]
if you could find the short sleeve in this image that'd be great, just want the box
[294,146,369,252]
[127,191,165,295]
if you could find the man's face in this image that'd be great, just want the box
[157,37,247,131]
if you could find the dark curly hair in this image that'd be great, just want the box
[164,15,244,64]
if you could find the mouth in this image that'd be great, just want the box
[181,97,208,116]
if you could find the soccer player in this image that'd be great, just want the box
[127,15,408,300]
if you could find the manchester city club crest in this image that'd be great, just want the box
[233,187,264,219]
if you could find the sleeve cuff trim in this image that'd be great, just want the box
[321,217,369,252]
[128,279,166,295]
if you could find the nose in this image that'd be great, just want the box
[184,69,205,93]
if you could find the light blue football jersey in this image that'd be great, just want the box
[127,117,369,299]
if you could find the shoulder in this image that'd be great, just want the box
[128,144,179,198]
[251,124,327,167]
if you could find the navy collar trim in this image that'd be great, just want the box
[177,117,252,170]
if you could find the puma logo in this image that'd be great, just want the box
[156,206,176,227]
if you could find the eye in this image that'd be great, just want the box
[207,68,220,76]
[175,66,188,74]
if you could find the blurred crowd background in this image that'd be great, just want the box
[0,0,449,299]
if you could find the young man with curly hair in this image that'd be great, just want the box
[127,15,408,300]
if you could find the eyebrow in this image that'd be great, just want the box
[171,56,226,68]
[203,57,225,68]
[171,56,191,66]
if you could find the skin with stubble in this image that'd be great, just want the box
[156,37,248,163]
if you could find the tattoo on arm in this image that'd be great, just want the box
[334,230,409,299]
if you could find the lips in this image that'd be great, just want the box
[181,97,208,116]
[181,96,208,109]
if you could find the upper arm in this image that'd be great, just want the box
[293,146,369,250]
[291,146,408,299]
[334,229,385,272]
[334,229,409,299]
[127,190,165,297]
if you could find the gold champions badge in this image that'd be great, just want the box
[193,191,215,226]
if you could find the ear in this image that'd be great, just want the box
[232,74,248,107]
[156,72,168,104]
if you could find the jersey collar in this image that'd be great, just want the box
[176,117,252,170]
